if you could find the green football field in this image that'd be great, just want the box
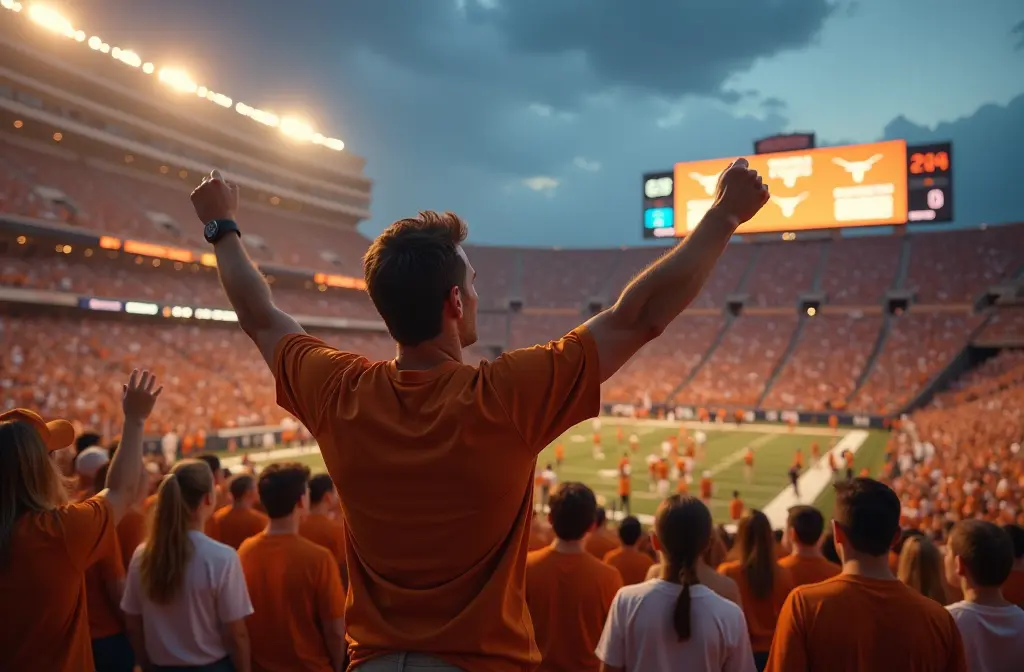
[219,419,889,526]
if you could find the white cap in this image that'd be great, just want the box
[75,446,110,478]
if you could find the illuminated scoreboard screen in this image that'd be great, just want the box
[642,140,953,238]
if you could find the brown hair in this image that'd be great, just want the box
[0,420,70,568]
[833,478,901,556]
[948,520,1014,588]
[363,211,468,346]
[897,536,947,605]
[656,495,713,641]
[547,482,597,541]
[139,459,214,604]
[257,463,311,519]
[736,510,776,600]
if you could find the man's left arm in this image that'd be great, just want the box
[190,170,305,368]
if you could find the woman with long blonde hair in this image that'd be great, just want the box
[897,535,948,605]
[121,459,253,672]
[0,369,160,672]
[717,510,794,671]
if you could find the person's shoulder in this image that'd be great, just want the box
[526,546,554,567]
[786,573,848,603]
[588,552,624,578]
[197,532,241,562]
[777,554,798,568]
[717,560,741,575]
[603,547,623,562]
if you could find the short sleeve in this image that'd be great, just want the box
[121,549,144,615]
[594,591,625,667]
[62,498,118,572]
[273,334,365,433]
[216,552,254,623]
[723,605,756,672]
[316,552,347,623]
[945,610,968,672]
[764,590,807,672]
[485,326,601,451]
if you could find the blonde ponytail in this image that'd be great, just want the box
[139,460,213,604]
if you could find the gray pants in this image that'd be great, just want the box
[354,653,463,671]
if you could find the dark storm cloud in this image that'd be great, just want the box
[884,93,1024,226]
[1013,19,1024,49]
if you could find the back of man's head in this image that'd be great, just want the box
[548,482,597,542]
[1003,524,1024,560]
[196,454,222,482]
[308,473,336,506]
[595,507,607,527]
[618,516,642,547]
[833,478,901,557]
[258,463,311,519]
[787,505,826,547]
[229,474,256,502]
[949,520,1014,587]
[363,211,469,346]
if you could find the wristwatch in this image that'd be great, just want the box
[203,219,241,244]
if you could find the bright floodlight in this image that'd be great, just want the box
[158,67,198,94]
[280,117,314,141]
[28,4,75,37]
[323,138,345,151]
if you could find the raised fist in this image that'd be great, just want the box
[190,169,239,224]
[712,158,770,225]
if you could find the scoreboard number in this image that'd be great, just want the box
[644,176,673,199]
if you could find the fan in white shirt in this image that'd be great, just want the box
[943,520,1024,672]
[596,494,755,672]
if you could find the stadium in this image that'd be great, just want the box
[1,3,1023,672]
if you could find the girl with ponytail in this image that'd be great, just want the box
[596,495,755,671]
[121,459,253,672]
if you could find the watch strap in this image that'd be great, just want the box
[204,219,241,244]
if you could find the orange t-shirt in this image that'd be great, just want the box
[0,498,117,672]
[274,328,601,672]
[211,506,269,550]
[85,532,126,639]
[603,546,655,586]
[238,533,346,672]
[299,513,347,585]
[777,553,841,588]
[729,498,744,521]
[766,575,967,672]
[718,560,794,652]
[117,507,147,569]
[1002,569,1024,608]
[700,477,713,499]
[525,547,623,672]
[584,529,618,561]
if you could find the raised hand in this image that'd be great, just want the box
[190,169,239,224]
[712,158,770,225]
[122,369,162,421]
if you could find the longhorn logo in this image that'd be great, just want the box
[688,171,721,196]
[832,154,883,183]
[771,192,809,218]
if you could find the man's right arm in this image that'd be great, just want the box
[585,159,768,382]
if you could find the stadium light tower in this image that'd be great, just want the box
[26,4,76,38]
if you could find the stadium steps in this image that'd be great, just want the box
[893,234,913,289]
[845,314,892,404]
[665,315,735,402]
[734,245,761,291]
[756,316,807,407]
[811,240,831,290]
[901,313,996,413]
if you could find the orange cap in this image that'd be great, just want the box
[0,408,76,452]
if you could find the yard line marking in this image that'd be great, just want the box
[706,433,777,478]
[760,430,869,529]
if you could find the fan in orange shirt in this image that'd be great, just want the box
[196,453,231,536]
[717,510,794,666]
[585,508,619,560]
[778,506,840,588]
[298,473,348,587]
[194,162,770,671]
[700,471,713,504]
[1002,524,1024,608]
[603,516,655,586]
[526,483,623,672]
[239,463,346,672]
[729,491,744,522]
[766,479,967,672]
[209,474,269,550]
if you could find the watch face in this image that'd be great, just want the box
[204,221,219,240]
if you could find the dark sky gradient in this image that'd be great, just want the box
[53,0,1024,246]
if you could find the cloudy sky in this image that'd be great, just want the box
[78,0,1024,247]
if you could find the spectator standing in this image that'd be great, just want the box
[239,463,346,672]
[298,473,348,586]
[210,475,269,550]
[191,158,768,669]
[778,506,840,588]
[603,515,655,586]
[122,459,253,672]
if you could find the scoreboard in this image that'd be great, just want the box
[642,140,953,238]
